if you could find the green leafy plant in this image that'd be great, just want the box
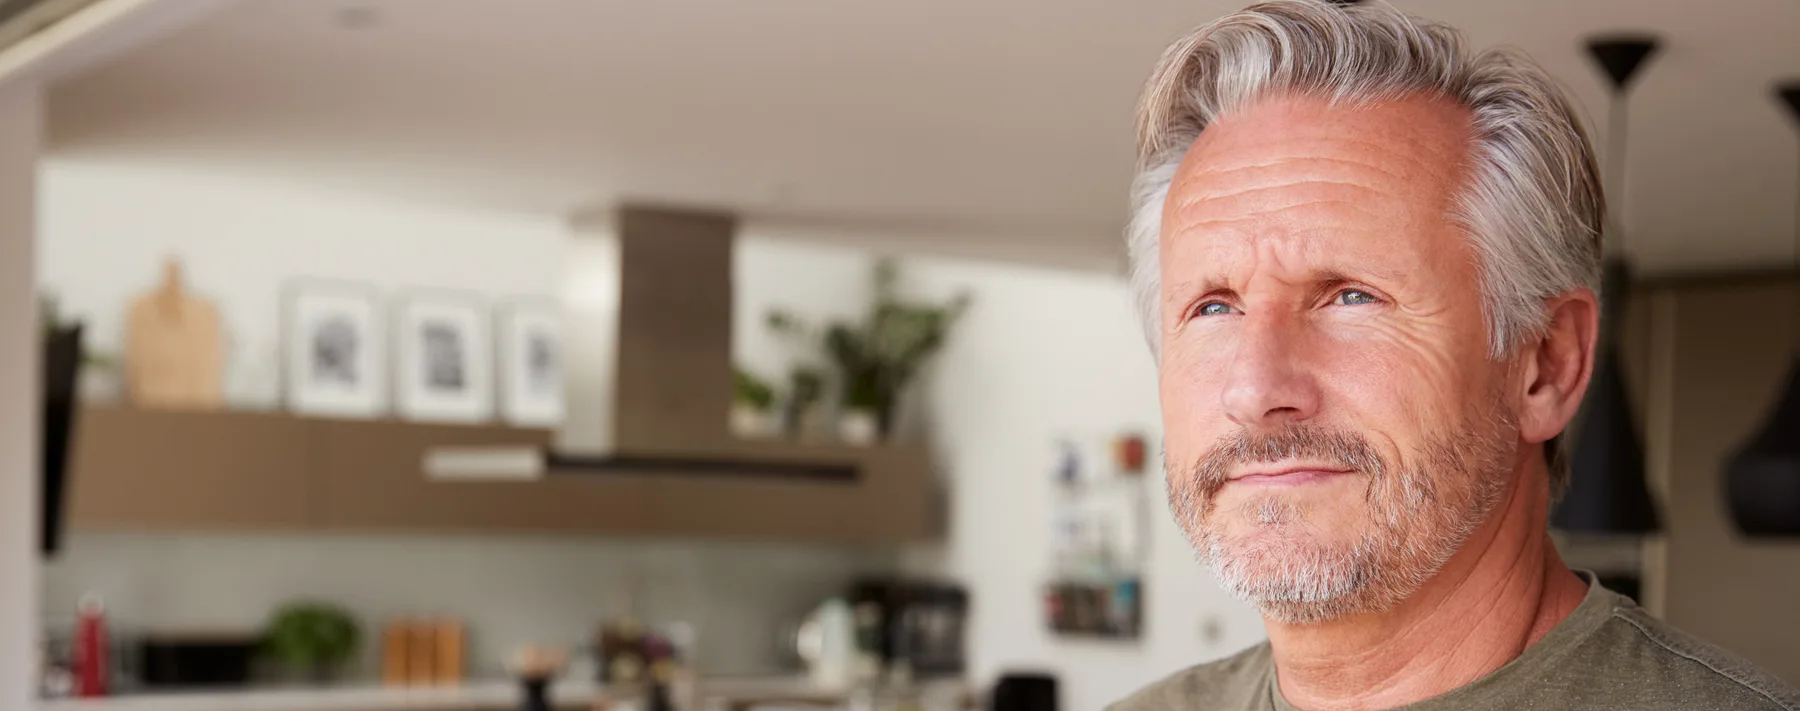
[734,367,776,412]
[264,603,360,679]
[768,260,970,434]
[40,291,115,370]
[40,292,61,338]
[788,367,824,411]
[782,367,826,437]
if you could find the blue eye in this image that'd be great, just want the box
[1334,289,1378,306]
[1197,302,1237,317]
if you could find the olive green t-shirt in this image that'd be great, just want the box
[1110,574,1799,710]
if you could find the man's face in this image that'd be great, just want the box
[1159,95,1523,624]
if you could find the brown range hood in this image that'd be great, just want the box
[425,204,862,484]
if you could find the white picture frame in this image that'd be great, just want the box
[394,292,493,423]
[496,299,565,427]
[284,281,385,418]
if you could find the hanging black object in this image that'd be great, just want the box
[1554,267,1660,533]
[1561,347,1659,531]
[1587,36,1660,92]
[1552,36,1662,534]
[1722,81,1800,537]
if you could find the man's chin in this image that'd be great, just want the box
[1199,527,1378,624]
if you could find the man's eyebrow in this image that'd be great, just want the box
[1165,278,1234,301]
[1165,264,1401,302]
[1321,262,1404,284]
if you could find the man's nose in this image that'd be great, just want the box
[1220,314,1322,430]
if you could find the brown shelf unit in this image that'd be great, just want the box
[67,404,939,543]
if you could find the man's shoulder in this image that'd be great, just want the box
[1107,643,1273,711]
[1578,599,1800,710]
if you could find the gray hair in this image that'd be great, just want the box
[1128,0,1605,493]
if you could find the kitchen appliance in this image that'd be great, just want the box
[793,597,856,688]
[139,633,258,689]
[848,578,968,678]
[991,673,1058,711]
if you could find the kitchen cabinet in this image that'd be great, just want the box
[315,418,654,534]
[68,405,318,530]
[68,406,940,542]
[323,422,936,542]
[609,439,935,542]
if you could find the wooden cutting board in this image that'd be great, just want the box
[124,259,224,409]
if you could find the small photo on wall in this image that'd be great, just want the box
[497,299,564,427]
[284,281,385,418]
[394,292,493,423]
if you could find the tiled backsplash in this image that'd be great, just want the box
[43,532,897,678]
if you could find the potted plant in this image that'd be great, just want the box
[40,293,121,403]
[769,260,970,444]
[264,603,360,684]
[783,367,827,441]
[731,367,778,439]
[825,325,885,445]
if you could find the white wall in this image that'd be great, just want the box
[732,235,873,389]
[0,85,42,711]
[38,158,569,410]
[727,237,1266,711]
[898,258,1264,711]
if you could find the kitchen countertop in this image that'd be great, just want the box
[39,679,605,711]
[36,677,899,711]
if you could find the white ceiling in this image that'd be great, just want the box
[43,0,1800,273]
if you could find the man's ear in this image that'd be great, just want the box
[1518,290,1600,445]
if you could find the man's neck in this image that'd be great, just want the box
[1266,464,1590,711]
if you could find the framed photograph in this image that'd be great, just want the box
[394,291,493,423]
[496,299,565,427]
[284,281,385,418]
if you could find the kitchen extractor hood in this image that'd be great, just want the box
[424,204,872,483]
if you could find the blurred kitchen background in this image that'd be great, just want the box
[6,0,1800,710]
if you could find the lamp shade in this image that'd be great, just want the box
[1553,346,1660,533]
[1726,360,1800,535]
[1722,81,1800,537]
[1586,36,1660,92]
[1550,35,1664,535]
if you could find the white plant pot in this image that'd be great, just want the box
[730,403,777,439]
[78,368,122,404]
[797,407,830,443]
[836,409,880,446]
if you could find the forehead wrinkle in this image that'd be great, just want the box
[1183,153,1411,195]
[1162,210,1408,296]
[1177,112,1472,205]
[1157,97,1478,310]
[1174,204,1390,239]
[1172,185,1390,228]
[1166,173,1389,210]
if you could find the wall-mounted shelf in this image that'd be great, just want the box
[67,405,939,543]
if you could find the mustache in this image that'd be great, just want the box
[1188,422,1390,497]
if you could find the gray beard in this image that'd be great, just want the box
[1170,415,1514,625]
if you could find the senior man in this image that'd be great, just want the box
[1114,2,1800,710]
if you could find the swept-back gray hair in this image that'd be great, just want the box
[1129,0,1603,356]
[1128,0,1605,492]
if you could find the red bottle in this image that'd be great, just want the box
[74,594,108,697]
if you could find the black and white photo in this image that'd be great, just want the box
[284,282,384,417]
[497,300,564,426]
[395,293,492,423]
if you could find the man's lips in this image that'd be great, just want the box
[1227,466,1355,486]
